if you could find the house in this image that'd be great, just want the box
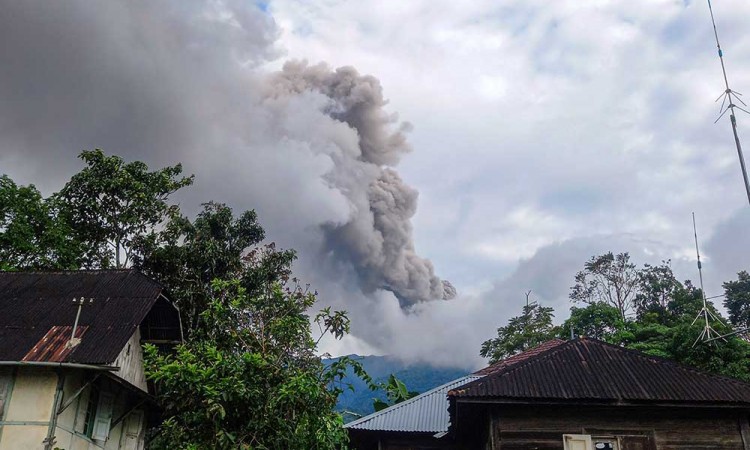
[348,338,750,450]
[0,270,182,450]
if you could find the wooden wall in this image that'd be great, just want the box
[484,405,750,450]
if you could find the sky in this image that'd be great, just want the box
[1,0,750,369]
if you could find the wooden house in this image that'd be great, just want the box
[348,338,750,450]
[0,270,182,450]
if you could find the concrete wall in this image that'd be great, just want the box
[0,368,146,450]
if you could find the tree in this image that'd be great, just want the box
[561,302,629,343]
[57,149,193,268]
[724,271,750,330]
[0,175,81,270]
[145,279,354,450]
[634,261,680,320]
[570,252,640,320]
[134,202,294,333]
[480,296,558,364]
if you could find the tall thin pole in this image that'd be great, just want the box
[692,213,710,331]
[691,213,725,346]
[707,0,750,205]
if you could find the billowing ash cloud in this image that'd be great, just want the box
[263,61,456,304]
[0,2,452,307]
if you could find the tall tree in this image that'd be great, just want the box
[0,175,80,270]
[480,296,558,364]
[570,252,640,320]
[134,202,294,333]
[57,149,193,268]
[634,261,680,320]
[724,271,750,331]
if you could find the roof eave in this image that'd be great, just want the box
[0,361,119,371]
[452,396,750,409]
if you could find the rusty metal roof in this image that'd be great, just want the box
[451,338,750,405]
[0,270,165,365]
[22,325,88,362]
[345,375,482,433]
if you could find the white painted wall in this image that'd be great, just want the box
[0,368,146,450]
[112,330,148,392]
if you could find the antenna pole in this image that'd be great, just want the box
[693,213,709,331]
[691,213,725,346]
[707,0,750,205]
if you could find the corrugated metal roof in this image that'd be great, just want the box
[473,338,566,375]
[0,270,165,364]
[345,375,482,433]
[451,338,750,405]
[22,325,88,362]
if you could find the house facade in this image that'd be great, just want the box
[0,270,182,450]
[348,338,750,450]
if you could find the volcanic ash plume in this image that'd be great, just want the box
[266,61,456,305]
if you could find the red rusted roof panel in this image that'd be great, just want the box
[22,325,88,362]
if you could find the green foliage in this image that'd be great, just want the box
[724,271,750,329]
[145,280,353,450]
[372,374,419,412]
[0,176,80,270]
[484,251,750,381]
[560,302,630,344]
[634,261,680,320]
[57,149,193,268]
[134,201,293,333]
[480,300,559,364]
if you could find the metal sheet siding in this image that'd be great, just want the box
[345,375,482,433]
[451,338,750,405]
[0,270,163,364]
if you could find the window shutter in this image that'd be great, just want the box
[564,434,593,450]
[91,391,115,441]
[122,410,144,450]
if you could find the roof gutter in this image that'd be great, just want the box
[0,361,119,371]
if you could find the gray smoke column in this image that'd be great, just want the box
[266,61,456,304]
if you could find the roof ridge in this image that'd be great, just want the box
[345,374,480,429]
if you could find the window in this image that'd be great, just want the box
[82,387,99,437]
[564,434,593,450]
[82,388,115,441]
[593,437,618,450]
[564,434,650,450]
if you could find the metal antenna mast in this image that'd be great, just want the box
[691,213,725,346]
[706,0,750,205]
